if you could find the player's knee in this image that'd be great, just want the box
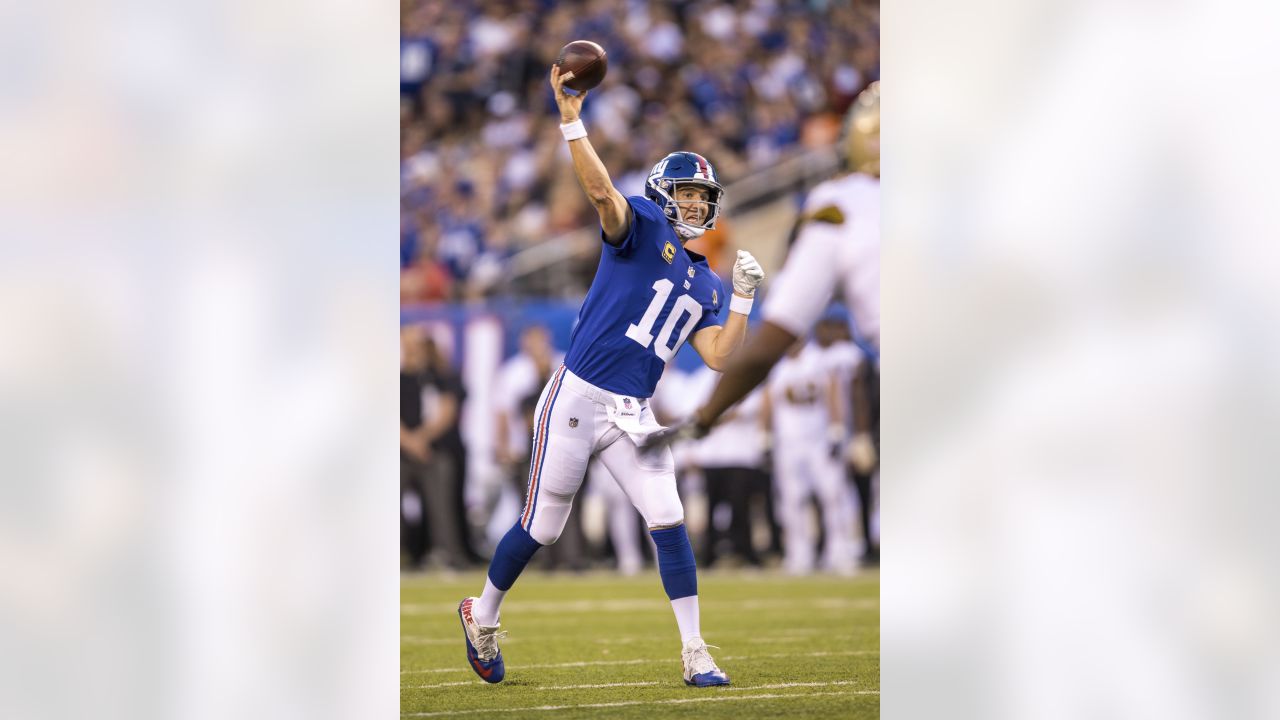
[644,494,685,528]
[528,524,561,545]
[531,530,560,545]
[645,506,685,530]
[526,507,569,545]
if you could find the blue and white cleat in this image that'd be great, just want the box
[458,597,506,683]
[682,638,730,687]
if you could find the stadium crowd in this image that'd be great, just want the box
[400,0,880,302]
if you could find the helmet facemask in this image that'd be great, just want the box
[650,178,722,242]
[644,151,725,242]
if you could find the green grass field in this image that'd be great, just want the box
[402,569,879,718]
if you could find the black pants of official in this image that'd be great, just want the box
[701,466,768,568]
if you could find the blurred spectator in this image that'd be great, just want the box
[400,326,467,568]
[400,0,879,301]
[494,325,561,468]
[401,210,454,303]
[419,334,486,566]
[686,367,771,569]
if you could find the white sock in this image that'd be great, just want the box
[473,577,506,626]
[671,595,701,644]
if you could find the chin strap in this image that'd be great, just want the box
[673,223,706,241]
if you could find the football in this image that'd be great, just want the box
[556,40,608,92]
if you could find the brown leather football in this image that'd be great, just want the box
[556,40,608,92]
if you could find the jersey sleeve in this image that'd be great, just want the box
[605,196,666,258]
[693,275,725,333]
[762,221,843,338]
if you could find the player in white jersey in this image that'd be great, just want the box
[816,316,879,564]
[765,341,859,574]
[815,316,863,436]
[644,82,880,467]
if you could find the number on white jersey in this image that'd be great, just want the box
[625,278,703,361]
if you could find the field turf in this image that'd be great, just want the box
[402,569,879,718]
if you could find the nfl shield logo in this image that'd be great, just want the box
[623,398,632,409]
[687,267,695,278]
[569,417,578,428]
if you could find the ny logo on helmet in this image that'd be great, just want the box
[644,152,725,237]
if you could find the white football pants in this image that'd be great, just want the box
[585,459,645,575]
[773,439,858,574]
[518,366,684,545]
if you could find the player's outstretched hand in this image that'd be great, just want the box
[847,431,878,473]
[639,417,710,456]
[732,249,765,297]
[550,65,589,124]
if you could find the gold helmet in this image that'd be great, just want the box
[842,81,879,177]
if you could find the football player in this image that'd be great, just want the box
[457,64,765,687]
[645,82,880,465]
[764,339,859,575]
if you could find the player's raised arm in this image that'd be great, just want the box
[550,65,631,245]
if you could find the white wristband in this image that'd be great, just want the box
[560,119,587,141]
[729,293,754,316]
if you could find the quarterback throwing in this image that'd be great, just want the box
[457,62,765,687]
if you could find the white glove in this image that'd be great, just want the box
[732,249,765,296]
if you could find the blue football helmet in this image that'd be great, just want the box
[644,151,724,241]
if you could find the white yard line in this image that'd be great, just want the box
[402,658,664,675]
[404,632,847,646]
[738,636,862,644]
[406,681,660,691]
[401,650,878,675]
[725,680,873,691]
[402,597,877,615]
[401,690,875,717]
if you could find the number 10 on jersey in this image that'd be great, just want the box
[625,279,703,361]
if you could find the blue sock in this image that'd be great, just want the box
[650,524,698,600]
[487,523,543,591]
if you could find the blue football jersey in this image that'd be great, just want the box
[564,195,726,398]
